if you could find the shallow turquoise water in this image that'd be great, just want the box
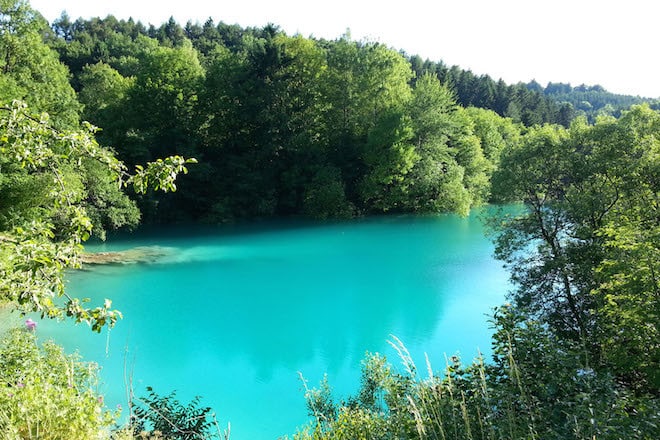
[36,210,509,439]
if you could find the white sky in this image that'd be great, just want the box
[29,0,660,98]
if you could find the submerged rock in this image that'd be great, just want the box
[80,246,174,265]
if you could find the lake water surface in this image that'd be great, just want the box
[36,209,510,439]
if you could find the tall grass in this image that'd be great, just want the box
[295,308,660,440]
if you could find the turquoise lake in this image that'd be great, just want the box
[34,209,510,439]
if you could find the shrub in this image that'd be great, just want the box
[0,327,117,439]
[130,387,225,440]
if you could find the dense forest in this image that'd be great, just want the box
[0,0,658,438]
[43,13,523,223]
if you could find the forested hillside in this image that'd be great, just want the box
[1,1,658,438]
[4,10,656,226]
[41,14,523,223]
[41,13,660,226]
[538,81,660,122]
[407,56,572,126]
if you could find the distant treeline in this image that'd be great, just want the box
[537,81,659,121]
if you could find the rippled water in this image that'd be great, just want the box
[36,209,510,439]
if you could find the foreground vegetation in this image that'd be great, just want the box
[297,312,658,440]
[0,0,658,438]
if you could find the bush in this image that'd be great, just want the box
[0,327,117,439]
[130,387,225,440]
[295,311,660,440]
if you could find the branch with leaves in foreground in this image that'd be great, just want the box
[0,100,196,331]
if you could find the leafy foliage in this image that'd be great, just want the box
[130,387,223,440]
[0,0,81,127]
[0,328,117,438]
[490,105,660,392]
[296,312,660,440]
[0,101,195,330]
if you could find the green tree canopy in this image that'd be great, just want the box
[491,105,660,391]
[0,0,80,126]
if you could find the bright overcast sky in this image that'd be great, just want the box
[29,0,660,98]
